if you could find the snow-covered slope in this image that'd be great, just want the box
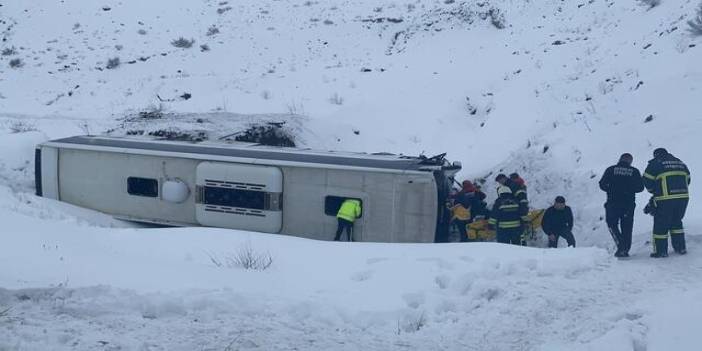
[2,205,702,351]
[2,0,700,241]
[1,0,701,349]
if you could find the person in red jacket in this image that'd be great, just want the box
[456,180,488,219]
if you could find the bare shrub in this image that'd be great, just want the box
[465,97,478,115]
[689,3,702,36]
[329,93,344,105]
[171,37,195,48]
[261,90,271,100]
[397,311,427,334]
[138,105,165,120]
[217,6,232,14]
[9,121,38,133]
[1,47,17,56]
[207,244,273,271]
[407,311,426,332]
[9,58,23,68]
[488,8,506,29]
[137,29,147,35]
[228,245,273,270]
[638,0,661,9]
[286,101,305,115]
[0,306,12,318]
[234,122,296,147]
[77,121,91,134]
[106,57,120,69]
[207,25,220,36]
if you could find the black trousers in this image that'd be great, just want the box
[334,218,354,241]
[548,231,576,248]
[605,202,635,254]
[652,199,688,254]
[454,220,469,242]
[497,228,522,245]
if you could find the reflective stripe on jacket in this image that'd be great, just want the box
[505,179,529,216]
[489,198,523,230]
[337,199,362,222]
[643,154,691,202]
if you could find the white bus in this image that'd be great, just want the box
[35,135,461,242]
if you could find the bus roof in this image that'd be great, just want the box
[45,135,448,173]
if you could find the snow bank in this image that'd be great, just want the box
[1,210,700,350]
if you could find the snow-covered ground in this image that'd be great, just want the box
[1,194,702,350]
[2,198,702,350]
[1,0,701,349]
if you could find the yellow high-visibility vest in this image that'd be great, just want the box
[337,199,362,222]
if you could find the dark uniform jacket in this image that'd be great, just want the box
[488,196,522,230]
[599,162,645,205]
[456,191,489,219]
[504,179,529,216]
[643,154,691,202]
[542,206,574,235]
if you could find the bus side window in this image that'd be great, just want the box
[127,177,159,197]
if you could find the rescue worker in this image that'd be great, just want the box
[495,173,529,244]
[509,172,533,246]
[456,180,476,199]
[509,172,527,191]
[449,198,471,242]
[643,148,691,257]
[499,173,528,214]
[474,184,488,204]
[542,196,576,248]
[488,186,523,245]
[598,153,644,257]
[334,199,362,242]
[456,180,489,221]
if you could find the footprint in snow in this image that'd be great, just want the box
[434,275,451,290]
[350,270,374,282]
[402,292,426,309]
[620,311,643,321]
[459,256,475,263]
[417,257,454,270]
[479,287,502,302]
[434,299,458,315]
[366,257,388,265]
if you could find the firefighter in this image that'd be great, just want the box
[488,186,523,245]
[643,148,691,257]
[334,199,362,242]
[499,173,528,215]
[598,153,644,257]
[509,173,530,245]
[542,196,576,248]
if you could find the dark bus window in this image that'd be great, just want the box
[203,186,265,210]
[324,196,363,218]
[127,177,159,197]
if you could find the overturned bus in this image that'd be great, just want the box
[35,135,461,243]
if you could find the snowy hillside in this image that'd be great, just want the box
[1,0,702,349]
